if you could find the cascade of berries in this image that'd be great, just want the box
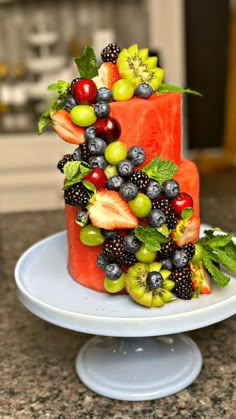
[39,43,235,308]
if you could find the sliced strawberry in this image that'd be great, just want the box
[51,110,85,144]
[171,215,200,246]
[93,62,120,89]
[88,190,138,230]
[191,263,212,294]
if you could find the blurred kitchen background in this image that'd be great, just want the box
[0,0,236,212]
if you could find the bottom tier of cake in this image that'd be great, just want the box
[65,158,199,293]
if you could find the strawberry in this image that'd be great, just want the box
[191,263,212,294]
[88,190,138,230]
[171,215,200,247]
[51,110,85,144]
[93,62,120,89]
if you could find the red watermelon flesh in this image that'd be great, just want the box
[66,158,200,293]
[110,93,182,165]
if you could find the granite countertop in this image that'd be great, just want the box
[0,197,236,419]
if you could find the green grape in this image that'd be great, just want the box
[104,164,118,178]
[70,105,97,127]
[112,79,135,101]
[135,244,157,263]
[128,193,152,218]
[104,273,126,293]
[104,141,128,165]
[80,224,104,246]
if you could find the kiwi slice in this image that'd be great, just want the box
[117,44,164,91]
[125,262,174,308]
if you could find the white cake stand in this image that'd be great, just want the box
[14,227,236,401]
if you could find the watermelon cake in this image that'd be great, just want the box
[39,43,235,308]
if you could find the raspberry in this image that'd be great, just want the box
[170,266,194,300]
[101,43,121,64]
[57,154,74,173]
[158,238,177,259]
[128,170,149,191]
[64,183,89,207]
[181,243,196,261]
[152,198,177,229]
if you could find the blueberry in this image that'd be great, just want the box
[123,235,141,253]
[119,182,138,201]
[64,95,77,112]
[73,146,82,161]
[84,126,96,141]
[97,254,109,270]
[107,175,124,191]
[135,83,153,99]
[145,180,162,199]
[88,137,106,156]
[88,155,107,169]
[94,101,110,118]
[105,263,123,280]
[127,146,146,166]
[76,208,88,225]
[146,271,163,289]
[117,159,134,177]
[172,250,189,268]
[101,229,118,239]
[147,209,166,227]
[96,87,113,102]
[162,179,180,199]
[159,258,173,270]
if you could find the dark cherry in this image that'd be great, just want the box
[72,79,97,105]
[93,117,121,142]
[84,168,107,190]
[171,192,193,217]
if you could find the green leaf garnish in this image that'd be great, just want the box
[142,156,178,185]
[202,250,230,288]
[181,207,193,220]
[63,161,91,188]
[157,82,202,96]
[47,80,70,95]
[38,97,65,134]
[207,233,233,249]
[74,45,98,79]
[82,180,97,193]
[134,225,169,251]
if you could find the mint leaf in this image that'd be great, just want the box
[202,250,230,288]
[181,207,193,220]
[224,241,236,259]
[142,156,178,185]
[212,248,236,276]
[82,180,97,193]
[38,95,65,134]
[74,45,98,79]
[63,161,91,188]
[47,80,70,95]
[207,233,233,249]
[157,82,202,96]
[134,225,169,251]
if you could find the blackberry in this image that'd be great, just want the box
[181,243,195,261]
[57,154,74,173]
[128,170,149,191]
[152,198,177,229]
[102,234,124,262]
[158,238,177,259]
[102,234,136,267]
[101,43,121,64]
[170,266,194,300]
[64,183,89,207]
[79,142,91,163]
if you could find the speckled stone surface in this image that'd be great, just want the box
[1,192,236,418]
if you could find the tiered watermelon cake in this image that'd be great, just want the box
[39,43,235,308]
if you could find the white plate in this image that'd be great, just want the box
[15,225,236,337]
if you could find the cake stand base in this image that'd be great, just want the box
[76,334,202,401]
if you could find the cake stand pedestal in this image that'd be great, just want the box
[15,228,236,401]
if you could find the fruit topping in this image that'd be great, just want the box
[70,105,97,127]
[64,182,89,207]
[88,190,138,230]
[51,110,85,144]
[172,215,200,246]
[88,155,107,170]
[152,198,177,229]
[112,79,135,101]
[128,170,149,191]
[57,154,74,173]
[80,224,104,246]
[191,263,212,295]
[93,62,120,89]
[127,146,146,166]
[117,159,134,177]
[93,117,121,142]
[101,43,121,64]
[170,266,194,300]
[104,141,128,165]
[119,182,139,201]
[83,168,107,190]
[171,192,193,218]
[135,82,153,99]
[105,263,123,280]
[94,101,111,118]
[128,193,152,219]
[72,78,97,105]
[96,87,113,102]
[162,179,180,199]
[87,137,107,156]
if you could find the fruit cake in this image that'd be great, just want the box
[39,43,235,308]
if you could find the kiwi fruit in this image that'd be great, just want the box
[125,261,174,308]
[117,44,164,91]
